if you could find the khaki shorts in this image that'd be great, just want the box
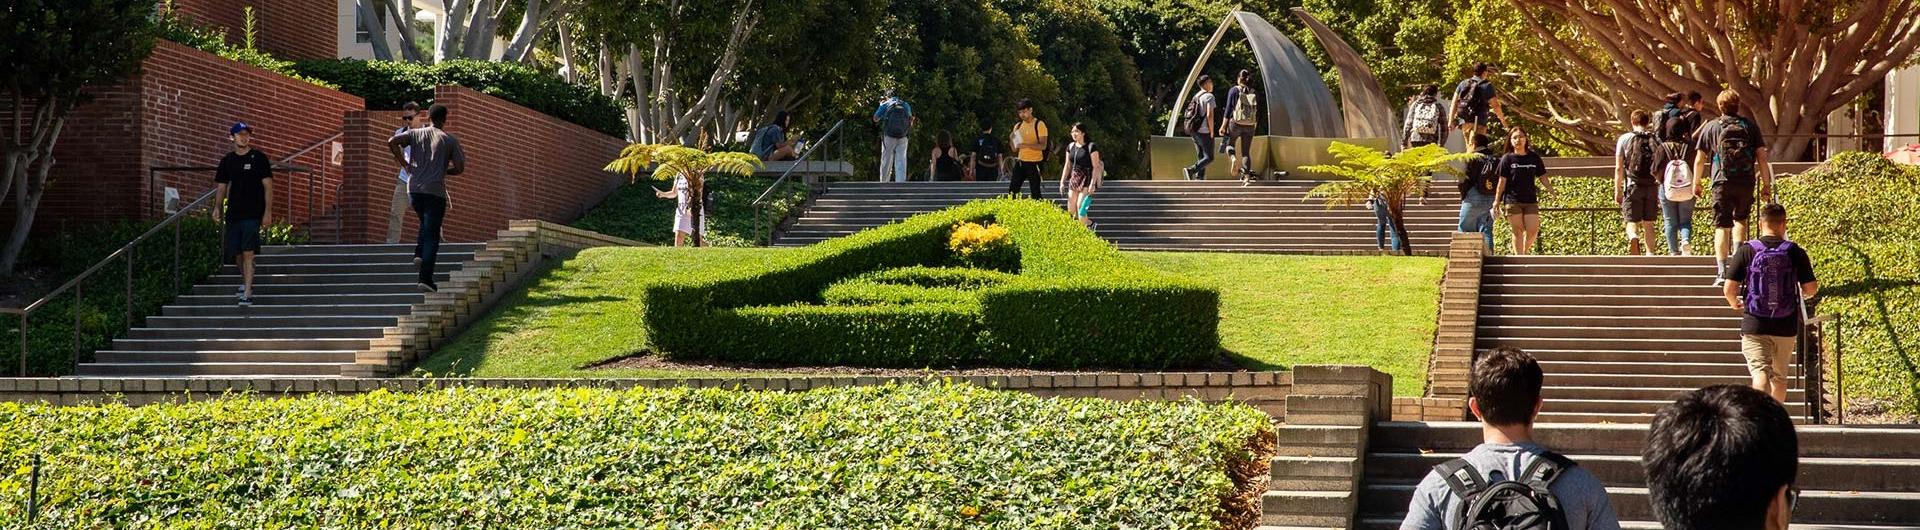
[1741,334,1796,381]
[1503,202,1540,216]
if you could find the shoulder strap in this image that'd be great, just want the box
[1519,452,1575,492]
[1435,458,1488,500]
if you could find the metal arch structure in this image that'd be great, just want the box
[1163,10,1396,144]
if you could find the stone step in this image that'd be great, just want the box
[1357,484,1920,526]
[1485,273,1725,286]
[160,304,414,317]
[1478,304,1740,318]
[1524,349,1764,364]
[172,293,426,306]
[1488,255,1719,266]
[1478,325,1739,340]
[251,251,473,266]
[1274,425,1366,457]
[127,327,386,339]
[1542,372,1758,388]
[1369,422,1920,458]
[1541,385,1805,401]
[1543,397,1810,415]
[217,263,462,275]
[1483,263,1718,276]
[110,337,372,352]
[1478,293,1728,307]
[73,361,347,377]
[142,315,399,329]
[1479,314,1741,328]
[190,283,426,295]
[201,272,452,285]
[92,350,359,364]
[1365,452,1920,492]
[1260,490,1353,527]
[1537,359,1759,376]
[1478,336,1738,352]
[1480,283,1728,296]
[259,243,485,255]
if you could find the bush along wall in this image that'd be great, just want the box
[291,59,626,138]
[0,383,1273,528]
[642,199,1221,369]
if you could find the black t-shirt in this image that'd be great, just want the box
[1496,152,1546,203]
[973,134,1002,166]
[1722,236,1817,336]
[1460,149,1499,196]
[1067,142,1097,172]
[215,149,273,221]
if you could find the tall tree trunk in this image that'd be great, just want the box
[356,0,396,61]
[381,0,428,62]
[0,113,65,275]
[689,174,704,247]
[557,19,577,82]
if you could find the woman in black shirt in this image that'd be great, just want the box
[929,131,965,181]
[1491,128,1552,255]
[1057,123,1104,228]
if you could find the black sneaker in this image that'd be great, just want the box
[418,282,439,293]
[237,295,253,307]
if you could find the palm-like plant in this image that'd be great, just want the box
[604,144,764,246]
[1302,142,1480,255]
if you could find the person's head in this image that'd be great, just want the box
[1237,69,1253,87]
[1643,385,1799,530]
[773,110,790,130]
[229,122,253,149]
[1508,128,1530,152]
[1631,109,1651,129]
[428,104,449,128]
[1469,133,1492,151]
[1473,62,1491,77]
[1760,203,1788,235]
[1688,91,1706,110]
[1467,346,1545,427]
[1716,89,1742,117]
[402,102,425,128]
[1664,92,1683,106]
[1017,98,1035,121]
[1070,122,1088,144]
[938,130,953,150]
[1421,84,1439,98]
[884,88,897,101]
[1198,74,1213,90]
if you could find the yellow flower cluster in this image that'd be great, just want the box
[948,221,1011,259]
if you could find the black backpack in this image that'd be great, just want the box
[880,99,911,139]
[1459,151,1498,195]
[1623,131,1657,184]
[1184,91,1211,136]
[1715,115,1758,182]
[1653,107,1690,144]
[1435,453,1575,530]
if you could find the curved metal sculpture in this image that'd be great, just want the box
[1164,10,1396,143]
[1290,8,1397,146]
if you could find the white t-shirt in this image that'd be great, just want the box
[395,126,414,183]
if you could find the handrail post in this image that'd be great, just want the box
[73,282,82,366]
[174,220,182,293]
[17,314,26,377]
[125,248,134,331]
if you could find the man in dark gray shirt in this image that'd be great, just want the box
[388,104,465,292]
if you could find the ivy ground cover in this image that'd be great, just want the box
[0,383,1271,529]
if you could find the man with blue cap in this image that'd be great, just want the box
[213,122,274,306]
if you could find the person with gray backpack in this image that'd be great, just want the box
[1721,204,1818,402]
[873,89,916,182]
[1694,89,1773,285]
[1400,346,1621,530]
[1403,84,1450,150]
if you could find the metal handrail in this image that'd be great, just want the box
[1802,313,1841,424]
[752,119,846,245]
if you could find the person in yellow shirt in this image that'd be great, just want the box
[1009,98,1049,198]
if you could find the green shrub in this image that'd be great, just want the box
[154,5,336,90]
[0,383,1272,529]
[290,59,627,137]
[643,199,1220,369]
[1494,175,1720,255]
[821,267,1015,306]
[570,177,810,247]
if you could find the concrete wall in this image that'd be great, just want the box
[1148,135,1393,180]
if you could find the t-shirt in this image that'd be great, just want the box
[1655,105,1703,145]
[1615,130,1657,185]
[972,133,1002,167]
[1496,152,1546,204]
[1693,115,1766,184]
[1067,142,1097,172]
[1723,236,1817,337]
[1399,442,1621,530]
[749,123,785,160]
[394,126,414,183]
[1191,91,1217,133]
[392,126,465,198]
[1460,149,1499,196]
[214,149,273,222]
[1016,119,1049,163]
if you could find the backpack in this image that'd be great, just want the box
[1184,91,1211,136]
[974,135,1000,164]
[1231,88,1259,125]
[1715,115,1757,181]
[1455,78,1494,115]
[1435,453,1575,530]
[1654,107,1690,143]
[880,99,911,139]
[1459,152,1497,195]
[1411,100,1442,141]
[1744,240,1801,319]
[1027,120,1055,162]
[1622,131,1657,184]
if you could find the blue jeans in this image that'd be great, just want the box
[1662,196,1696,255]
[1188,133,1215,176]
[1458,188,1495,249]
[1372,198,1403,251]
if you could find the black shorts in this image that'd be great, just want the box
[223,218,262,263]
[1712,180,1756,228]
[1623,182,1659,223]
[1457,107,1491,128]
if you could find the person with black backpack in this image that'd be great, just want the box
[1400,346,1621,530]
[1404,84,1450,150]
[1182,75,1218,180]
[1009,98,1050,198]
[1693,89,1774,285]
[1614,110,1661,255]
[1451,63,1509,140]
[872,89,916,182]
[1721,204,1818,402]
[968,125,1004,181]
[1456,134,1498,250]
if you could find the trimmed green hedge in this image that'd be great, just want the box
[644,199,1220,369]
[290,59,626,138]
[0,383,1271,529]
[822,267,1017,306]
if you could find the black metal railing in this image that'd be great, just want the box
[1801,312,1843,424]
[751,119,846,245]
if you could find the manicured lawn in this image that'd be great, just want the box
[1124,252,1444,396]
[425,248,1444,396]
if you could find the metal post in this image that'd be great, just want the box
[173,220,182,293]
[73,283,82,364]
[17,314,26,377]
[27,453,39,523]
[125,248,135,330]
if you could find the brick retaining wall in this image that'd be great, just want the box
[169,0,338,61]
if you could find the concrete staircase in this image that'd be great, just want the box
[1475,255,1812,423]
[1352,421,1920,530]
[776,181,1463,254]
[75,243,484,377]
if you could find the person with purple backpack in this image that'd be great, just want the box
[1720,204,1818,402]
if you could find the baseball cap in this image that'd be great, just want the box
[230,122,252,135]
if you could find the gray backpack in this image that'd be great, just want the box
[881,99,911,139]
[1434,452,1575,530]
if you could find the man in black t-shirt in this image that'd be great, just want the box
[1721,204,1818,402]
[969,125,1003,181]
[214,122,274,307]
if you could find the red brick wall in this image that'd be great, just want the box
[337,86,629,243]
[3,40,363,235]
[168,0,337,61]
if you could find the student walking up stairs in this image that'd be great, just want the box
[76,243,483,377]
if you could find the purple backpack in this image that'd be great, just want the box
[1744,240,1800,319]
